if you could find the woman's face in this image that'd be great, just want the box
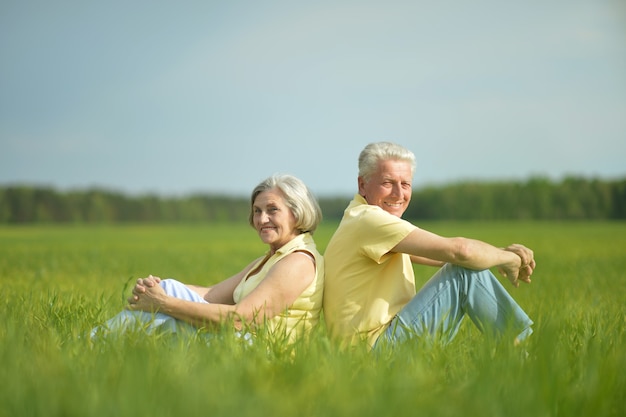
[252,188,299,253]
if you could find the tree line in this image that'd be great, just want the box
[1,176,625,224]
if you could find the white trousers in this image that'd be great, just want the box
[90,279,207,338]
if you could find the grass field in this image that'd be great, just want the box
[1,221,624,417]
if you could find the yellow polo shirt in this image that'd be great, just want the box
[323,194,417,348]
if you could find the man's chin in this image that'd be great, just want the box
[383,207,405,218]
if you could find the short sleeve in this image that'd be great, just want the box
[356,208,417,264]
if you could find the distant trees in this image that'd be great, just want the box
[0,187,250,224]
[406,176,626,221]
[1,176,625,224]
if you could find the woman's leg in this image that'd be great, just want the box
[90,279,207,338]
[376,264,533,348]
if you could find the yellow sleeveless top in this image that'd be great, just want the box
[232,232,324,343]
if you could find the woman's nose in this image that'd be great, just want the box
[258,211,270,223]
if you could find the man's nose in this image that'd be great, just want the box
[390,183,402,196]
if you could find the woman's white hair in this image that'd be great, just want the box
[248,174,322,234]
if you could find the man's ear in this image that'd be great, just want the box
[357,176,366,196]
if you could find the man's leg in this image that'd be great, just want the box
[376,264,533,347]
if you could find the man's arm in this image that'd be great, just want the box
[409,255,445,267]
[392,228,534,287]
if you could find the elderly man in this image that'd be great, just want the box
[323,142,535,350]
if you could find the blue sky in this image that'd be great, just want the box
[1,0,625,197]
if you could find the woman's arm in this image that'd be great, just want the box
[131,258,262,306]
[127,252,316,329]
[195,257,262,304]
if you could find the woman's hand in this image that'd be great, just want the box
[127,275,166,312]
[129,275,161,301]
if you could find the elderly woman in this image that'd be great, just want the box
[91,174,324,343]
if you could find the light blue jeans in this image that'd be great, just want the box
[374,264,533,349]
[90,279,207,338]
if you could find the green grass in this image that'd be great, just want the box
[1,221,624,417]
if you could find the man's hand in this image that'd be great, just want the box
[500,244,536,287]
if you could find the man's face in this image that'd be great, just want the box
[358,159,413,218]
